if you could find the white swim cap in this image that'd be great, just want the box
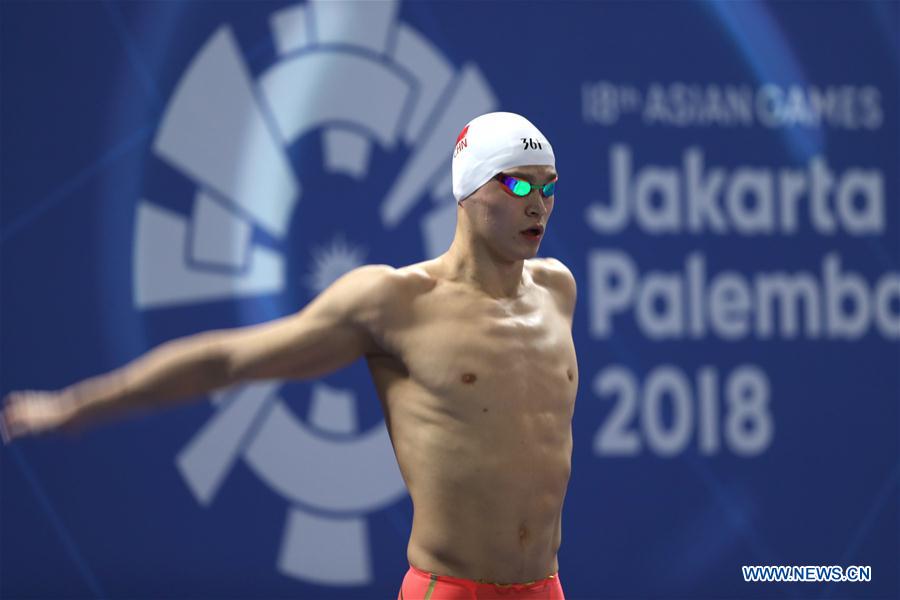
[451,112,555,203]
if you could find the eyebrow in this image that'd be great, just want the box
[505,170,558,183]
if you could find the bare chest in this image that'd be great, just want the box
[372,284,578,426]
[415,315,573,409]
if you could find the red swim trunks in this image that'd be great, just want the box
[397,563,565,599]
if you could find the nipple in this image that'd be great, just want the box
[461,372,477,384]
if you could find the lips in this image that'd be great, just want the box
[520,224,544,242]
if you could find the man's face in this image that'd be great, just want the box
[464,164,557,260]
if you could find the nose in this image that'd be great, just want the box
[525,192,550,217]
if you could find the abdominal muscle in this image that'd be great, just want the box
[381,379,573,584]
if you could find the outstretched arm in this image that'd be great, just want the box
[0,264,394,443]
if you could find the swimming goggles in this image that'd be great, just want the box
[494,173,557,198]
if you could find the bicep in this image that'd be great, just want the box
[223,265,392,382]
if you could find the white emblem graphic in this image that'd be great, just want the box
[131,0,497,587]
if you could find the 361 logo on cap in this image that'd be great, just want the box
[453,125,469,158]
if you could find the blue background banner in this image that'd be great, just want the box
[2,1,897,598]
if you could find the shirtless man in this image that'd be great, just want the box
[2,112,576,599]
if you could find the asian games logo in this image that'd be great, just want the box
[131,1,497,587]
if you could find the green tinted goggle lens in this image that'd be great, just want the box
[499,175,557,198]
[540,180,556,197]
[512,179,531,196]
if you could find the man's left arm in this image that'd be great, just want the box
[540,258,577,324]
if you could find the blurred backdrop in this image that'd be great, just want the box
[1,1,897,598]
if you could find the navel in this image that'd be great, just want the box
[567,369,574,381]
[518,523,530,544]
[461,372,477,384]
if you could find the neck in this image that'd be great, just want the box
[441,230,528,300]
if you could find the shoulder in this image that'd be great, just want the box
[529,258,577,315]
[529,257,576,293]
[333,264,397,296]
[320,264,398,319]
[337,262,435,318]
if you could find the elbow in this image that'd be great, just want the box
[191,331,238,390]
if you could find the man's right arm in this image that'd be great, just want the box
[0,264,395,443]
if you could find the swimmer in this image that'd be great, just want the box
[2,112,575,599]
